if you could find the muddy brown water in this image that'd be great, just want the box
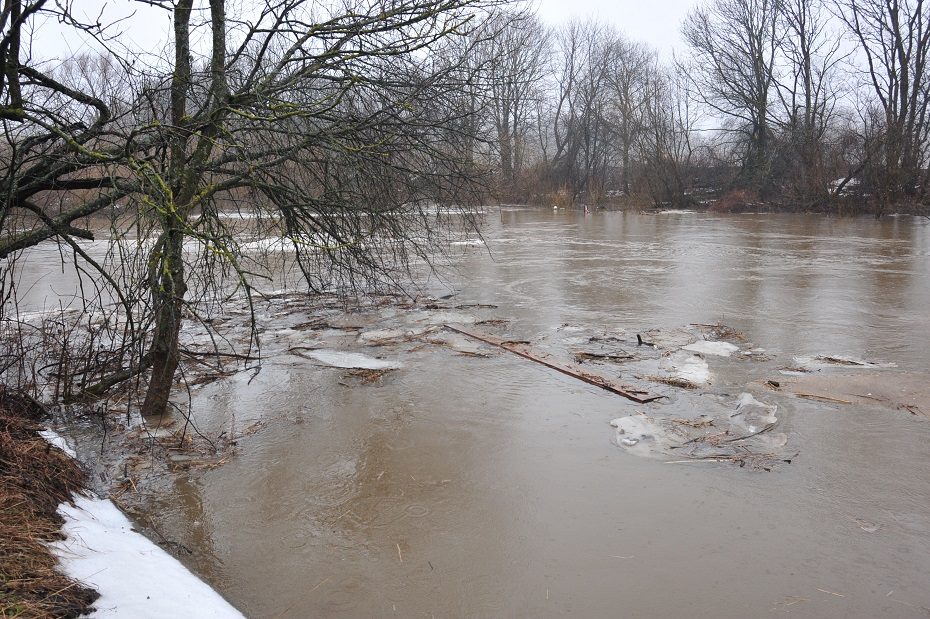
[14,210,930,617]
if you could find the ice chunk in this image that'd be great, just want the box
[302,349,402,370]
[793,354,897,370]
[357,327,429,345]
[682,340,739,357]
[659,351,710,385]
[609,414,684,456]
[731,393,778,432]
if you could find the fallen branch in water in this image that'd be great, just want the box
[445,325,664,404]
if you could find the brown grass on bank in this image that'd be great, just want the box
[0,387,97,619]
[708,189,759,213]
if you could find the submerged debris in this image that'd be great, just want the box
[792,354,897,371]
[573,350,635,364]
[690,323,747,342]
[779,372,930,418]
[638,328,696,349]
[639,375,700,390]
[446,325,664,403]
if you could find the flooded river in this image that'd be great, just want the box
[32,210,930,616]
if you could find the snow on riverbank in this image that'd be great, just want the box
[48,495,244,618]
[37,429,244,618]
[38,428,76,458]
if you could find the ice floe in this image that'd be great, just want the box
[301,349,403,370]
[659,351,710,385]
[682,340,739,357]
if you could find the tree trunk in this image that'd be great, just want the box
[141,0,194,418]
[141,228,186,418]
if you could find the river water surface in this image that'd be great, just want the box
[36,210,930,617]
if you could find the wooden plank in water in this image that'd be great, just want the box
[444,324,664,404]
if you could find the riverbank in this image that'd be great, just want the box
[0,388,96,618]
[0,387,245,618]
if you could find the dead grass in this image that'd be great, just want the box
[0,387,97,618]
[708,189,759,213]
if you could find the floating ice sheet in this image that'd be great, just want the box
[659,351,710,384]
[301,349,403,370]
[793,354,897,370]
[731,393,778,432]
[682,340,739,357]
[610,414,686,457]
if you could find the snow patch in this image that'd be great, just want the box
[682,340,739,357]
[39,428,76,458]
[302,349,403,370]
[49,495,244,618]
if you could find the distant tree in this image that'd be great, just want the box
[833,0,930,206]
[479,11,548,196]
[638,67,704,207]
[605,38,654,196]
[772,0,845,204]
[682,0,782,192]
[549,20,617,201]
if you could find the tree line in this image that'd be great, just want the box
[476,0,930,212]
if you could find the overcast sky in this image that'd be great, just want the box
[35,0,698,63]
[534,0,696,57]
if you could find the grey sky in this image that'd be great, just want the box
[35,1,698,62]
[534,0,697,57]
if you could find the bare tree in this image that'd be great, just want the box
[604,38,654,197]
[549,20,617,201]
[833,0,930,205]
[682,0,782,192]
[480,11,548,197]
[1,0,504,416]
[772,0,845,203]
[638,65,705,206]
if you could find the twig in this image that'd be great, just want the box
[795,392,852,404]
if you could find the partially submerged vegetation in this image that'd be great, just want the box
[0,389,96,619]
